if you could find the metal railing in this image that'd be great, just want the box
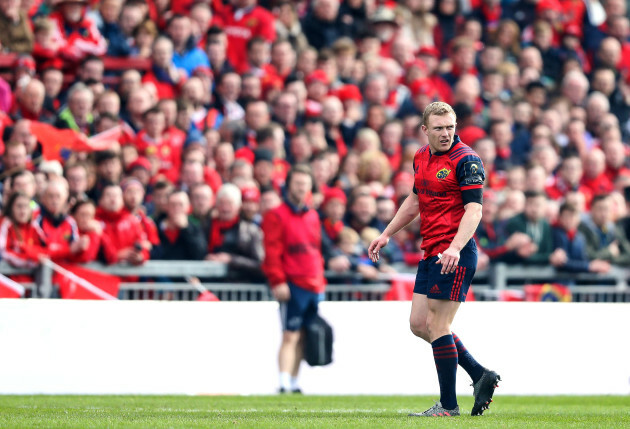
[2,260,630,302]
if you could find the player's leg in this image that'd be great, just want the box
[409,293,430,342]
[426,298,461,411]
[409,258,431,342]
[277,283,308,393]
[278,330,302,392]
[287,287,324,393]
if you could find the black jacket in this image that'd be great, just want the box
[151,222,207,260]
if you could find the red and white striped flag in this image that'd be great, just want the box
[0,273,25,299]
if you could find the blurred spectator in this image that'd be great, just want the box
[96,0,130,57]
[134,106,181,183]
[54,82,94,134]
[336,226,381,280]
[0,141,28,177]
[96,183,148,265]
[0,0,33,53]
[142,36,186,100]
[546,155,591,203]
[69,198,101,263]
[302,0,346,51]
[152,190,207,260]
[0,191,45,267]
[220,0,275,74]
[260,184,281,214]
[240,185,261,224]
[551,203,610,274]
[12,78,51,123]
[49,0,106,62]
[167,14,210,76]
[581,148,614,197]
[121,177,159,251]
[88,150,122,202]
[64,162,89,206]
[477,189,524,265]
[205,183,264,280]
[148,180,173,222]
[504,191,553,265]
[274,1,308,52]
[188,183,214,238]
[35,178,84,261]
[206,26,234,76]
[578,194,630,265]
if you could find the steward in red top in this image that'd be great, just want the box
[261,171,324,294]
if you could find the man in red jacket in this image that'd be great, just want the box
[262,164,325,394]
[96,183,148,265]
[220,0,276,73]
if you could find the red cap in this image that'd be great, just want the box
[417,45,440,59]
[322,187,347,208]
[305,69,329,86]
[127,156,151,172]
[334,84,363,103]
[409,78,436,98]
[241,186,261,203]
[15,56,36,73]
[537,0,562,13]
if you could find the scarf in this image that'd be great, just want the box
[323,218,344,242]
[208,216,239,252]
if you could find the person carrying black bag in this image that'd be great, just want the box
[262,164,333,393]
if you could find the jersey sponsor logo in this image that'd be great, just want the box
[436,168,451,180]
[462,161,484,185]
[224,25,253,39]
[417,188,447,197]
[430,284,441,294]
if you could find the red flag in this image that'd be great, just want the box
[197,290,220,301]
[0,273,25,298]
[29,122,119,162]
[54,263,119,300]
[29,122,84,162]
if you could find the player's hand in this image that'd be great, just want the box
[272,283,290,302]
[437,246,460,275]
[368,233,390,263]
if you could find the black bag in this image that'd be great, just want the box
[304,314,333,366]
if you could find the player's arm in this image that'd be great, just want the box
[368,192,419,262]
[439,155,485,274]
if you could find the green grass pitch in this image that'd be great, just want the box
[1,395,629,428]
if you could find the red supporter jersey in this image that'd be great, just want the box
[220,5,276,73]
[261,201,325,293]
[0,218,47,267]
[134,130,182,183]
[96,208,148,264]
[412,136,485,258]
[34,213,79,261]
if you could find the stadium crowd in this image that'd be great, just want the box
[0,0,629,286]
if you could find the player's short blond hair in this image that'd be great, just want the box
[422,102,457,127]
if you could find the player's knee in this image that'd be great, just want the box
[426,313,449,339]
[282,330,301,345]
[409,316,428,339]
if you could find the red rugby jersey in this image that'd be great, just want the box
[413,136,485,257]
